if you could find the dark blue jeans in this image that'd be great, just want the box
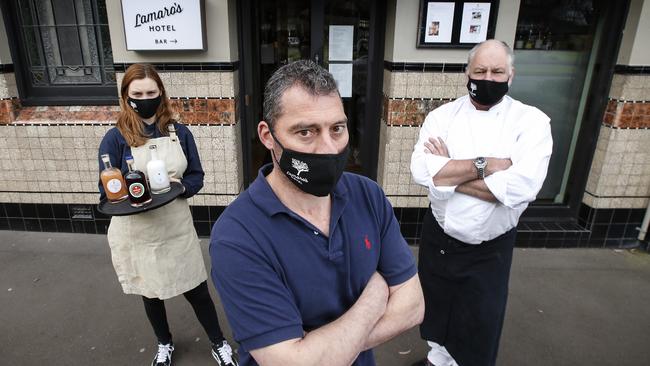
[418,210,516,366]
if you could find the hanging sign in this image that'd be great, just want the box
[120,0,207,51]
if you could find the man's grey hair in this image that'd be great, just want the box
[263,59,340,128]
[466,40,515,75]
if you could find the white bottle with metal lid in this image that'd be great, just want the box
[146,144,171,194]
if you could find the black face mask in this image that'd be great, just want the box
[467,78,509,107]
[270,130,349,197]
[128,95,162,119]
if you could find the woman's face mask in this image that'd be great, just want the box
[127,95,162,119]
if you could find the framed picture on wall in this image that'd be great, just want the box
[417,0,500,48]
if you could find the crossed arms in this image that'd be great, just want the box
[410,107,553,206]
[251,274,424,366]
[423,136,511,202]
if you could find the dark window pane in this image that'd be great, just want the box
[23,27,43,67]
[14,0,116,100]
[18,0,35,26]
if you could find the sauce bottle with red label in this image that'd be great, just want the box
[124,156,152,207]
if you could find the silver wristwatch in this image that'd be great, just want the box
[473,157,487,179]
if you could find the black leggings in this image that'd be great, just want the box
[142,281,224,344]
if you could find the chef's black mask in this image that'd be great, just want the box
[466,78,509,107]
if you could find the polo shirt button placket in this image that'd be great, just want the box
[313,230,319,235]
[440,249,445,255]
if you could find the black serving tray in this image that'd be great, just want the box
[97,182,184,217]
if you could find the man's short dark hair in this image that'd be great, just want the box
[263,59,340,128]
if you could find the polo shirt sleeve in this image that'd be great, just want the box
[373,185,417,287]
[410,111,456,201]
[210,225,305,352]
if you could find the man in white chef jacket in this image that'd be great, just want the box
[410,39,553,366]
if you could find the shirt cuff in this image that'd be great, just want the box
[484,170,508,206]
[425,155,456,197]
[239,324,305,353]
[425,155,451,179]
[384,265,418,288]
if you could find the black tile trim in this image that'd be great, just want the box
[384,61,466,73]
[601,123,650,130]
[0,203,229,237]
[113,61,239,72]
[1,203,644,246]
[614,64,650,74]
[583,190,650,199]
[169,96,235,100]
[0,63,14,73]
[0,121,236,127]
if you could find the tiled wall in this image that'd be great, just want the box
[0,68,20,123]
[0,71,18,98]
[0,122,242,206]
[0,202,228,237]
[0,64,244,210]
[584,70,650,210]
[390,205,643,248]
[576,204,646,247]
[378,63,465,207]
[116,71,236,99]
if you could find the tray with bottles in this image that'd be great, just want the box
[97,182,184,216]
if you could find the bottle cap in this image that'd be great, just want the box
[101,154,110,161]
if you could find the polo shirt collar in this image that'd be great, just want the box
[248,163,349,217]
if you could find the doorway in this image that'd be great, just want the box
[237,0,385,186]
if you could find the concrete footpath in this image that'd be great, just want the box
[1,230,649,366]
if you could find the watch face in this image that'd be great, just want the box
[475,157,487,168]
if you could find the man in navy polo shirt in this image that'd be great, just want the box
[210,60,424,366]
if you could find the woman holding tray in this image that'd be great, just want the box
[97,63,238,366]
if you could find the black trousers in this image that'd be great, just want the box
[142,281,224,344]
[418,210,515,366]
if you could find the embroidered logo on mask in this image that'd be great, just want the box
[129,100,138,110]
[292,158,309,176]
[469,82,477,97]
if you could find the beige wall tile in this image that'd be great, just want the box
[0,123,244,204]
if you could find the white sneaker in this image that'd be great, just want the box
[211,340,239,366]
[151,342,174,366]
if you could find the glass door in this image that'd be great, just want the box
[510,0,605,202]
[239,0,375,183]
[322,1,372,174]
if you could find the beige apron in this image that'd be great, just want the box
[107,125,207,300]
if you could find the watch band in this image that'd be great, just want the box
[474,157,487,179]
[477,166,485,179]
